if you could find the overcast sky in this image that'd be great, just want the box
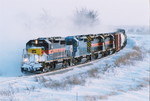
[0,0,149,27]
[0,0,149,42]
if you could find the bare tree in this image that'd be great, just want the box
[39,8,52,25]
[73,8,99,27]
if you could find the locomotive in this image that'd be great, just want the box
[21,29,127,73]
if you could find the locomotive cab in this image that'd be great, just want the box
[21,39,49,72]
[25,39,49,62]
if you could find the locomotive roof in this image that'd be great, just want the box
[34,29,124,41]
[38,37,65,41]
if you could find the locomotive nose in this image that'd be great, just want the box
[27,48,43,56]
[21,62,43,72]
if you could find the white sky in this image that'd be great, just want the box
[0,0,149,26]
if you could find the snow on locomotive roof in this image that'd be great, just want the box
[38,37,65,40]
[34,29,124,40]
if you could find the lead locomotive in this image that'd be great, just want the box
[21,29,127,73]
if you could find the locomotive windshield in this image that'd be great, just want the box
[26,40,49,50]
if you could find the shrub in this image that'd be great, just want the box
[66,76,85,85]
[115,46,143,67]
[34,76,49,83]
[87,67,99,77]
[84,95,97,101]
[73,8,99,26]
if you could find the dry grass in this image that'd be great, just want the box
[84,91,117,101]
[87,67,99,78]
[33,68,104,90]
[115,46,144,67]
[0,89,17,101]
[66,76,85,85]
[0,90,12,96]
[34,65,115,90]
[34,76,49,83]
[33,46,147,90]
[33,68,100,90]
[128,77,149,91]
[35,74,86,90]
[84,95,97,101]
[98,92,117,100]
[44,80,63,89]
[101,64,112,73]
[24,85,36,92]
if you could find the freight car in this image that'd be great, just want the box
[21,29,127,73]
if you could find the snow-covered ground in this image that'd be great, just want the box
[0,31,149,101]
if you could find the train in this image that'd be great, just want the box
[21,29,127,73]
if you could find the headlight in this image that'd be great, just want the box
[23,58,28,62]
[36,58,39,62]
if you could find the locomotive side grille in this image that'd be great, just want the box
[44,48,65,54]
[87,36,92,53]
